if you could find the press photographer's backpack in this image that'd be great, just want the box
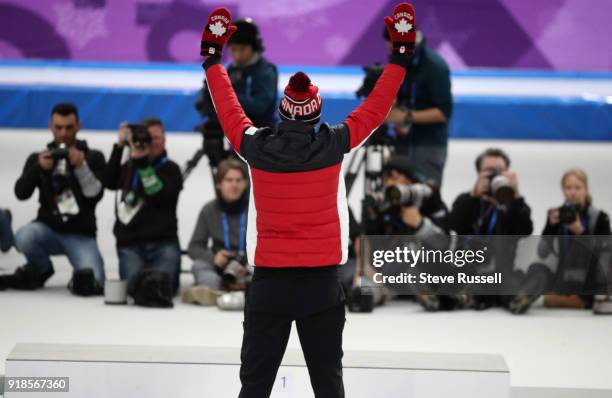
[129,269,174,308]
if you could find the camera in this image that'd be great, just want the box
[384,183,433,208]
[487,168,514,209]
[127,124,151,149]
[559,203,580,225]
[49,143,69,160]
[222,251,248,283]
[51,143,69,178]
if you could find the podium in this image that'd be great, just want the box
[4,343,509,397]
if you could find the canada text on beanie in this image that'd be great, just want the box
[278,72,322,124]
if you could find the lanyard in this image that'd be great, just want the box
[562,214,589,236]
[222,211,246,252]
[477,202,497,235]
[130,156,168,190]
[487,209,498,235]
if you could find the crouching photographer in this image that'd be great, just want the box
[450,148,534,313]
[348,155,450,312]
[533,169,612,314]
[103,119,183,308]
[1,103,106,295]
[183,159,251,310]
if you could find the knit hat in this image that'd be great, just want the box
[278,72,322,124]
[228,19,263,52]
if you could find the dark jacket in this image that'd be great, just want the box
[450,193,534,277]
[450,193,533,236]
[14,140,105,236]
[539,205,611,296]
[395,39,452,148]
[103,144,183,247]
[228,55,278,128]
[198,55,278,129]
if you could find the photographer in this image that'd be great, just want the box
[183,159,250,310]
[349,155,450,312]
[537,169,612,314]
[195,18,278,167]
[383,29,452,187]
[5,103,106,295]
[103,119,183,307]
[450,148,533,312]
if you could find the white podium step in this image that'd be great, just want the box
[4,343,509,397]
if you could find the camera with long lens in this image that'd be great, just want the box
[127,124,151,150]
[50,143,69,181]
[222,251,248,284]
[559,202,580,225]
[384,183,433,208]
[487,168,515,210]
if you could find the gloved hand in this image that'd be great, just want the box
[384,3,416,56]
[200,7,238,57]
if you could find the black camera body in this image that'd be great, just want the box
[49,146,69,160]
[222,251,248,283]
[559,203,580,225]
[127,124,151,149]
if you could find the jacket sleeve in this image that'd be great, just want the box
[14,153,41,200]
[342,63,406,152]
[203,59,255,155]
[188,204,214,264]
[102,144,125,190]
[449,193,478,235]
[506,197,534,236]
[77,149,106,204]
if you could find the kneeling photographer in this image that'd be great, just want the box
[2,103,106,295]
[348,155,450,312]
[103,119,183,307]
[535,168,612,314]
[183,159,251,310]
[450,148,534,313]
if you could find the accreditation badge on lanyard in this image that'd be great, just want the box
[56,188,80,222]
[116,191,143,225]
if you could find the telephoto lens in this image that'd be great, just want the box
[384,183,432,208]
[488,169,514,210]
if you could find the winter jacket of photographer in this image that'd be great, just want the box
[14,140,106,236]
[103,145,183,246]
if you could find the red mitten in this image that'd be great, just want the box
[384,3,416,56]
[200,7,238,57]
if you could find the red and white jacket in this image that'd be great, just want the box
[204,60,406,268]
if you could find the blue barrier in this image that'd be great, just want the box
[1,61,611,140]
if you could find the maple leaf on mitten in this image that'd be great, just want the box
[201,7,237,57]
[384,3,416,56]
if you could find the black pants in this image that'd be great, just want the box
[238,266,346,398]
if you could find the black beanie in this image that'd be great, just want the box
[228,19,262,52]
